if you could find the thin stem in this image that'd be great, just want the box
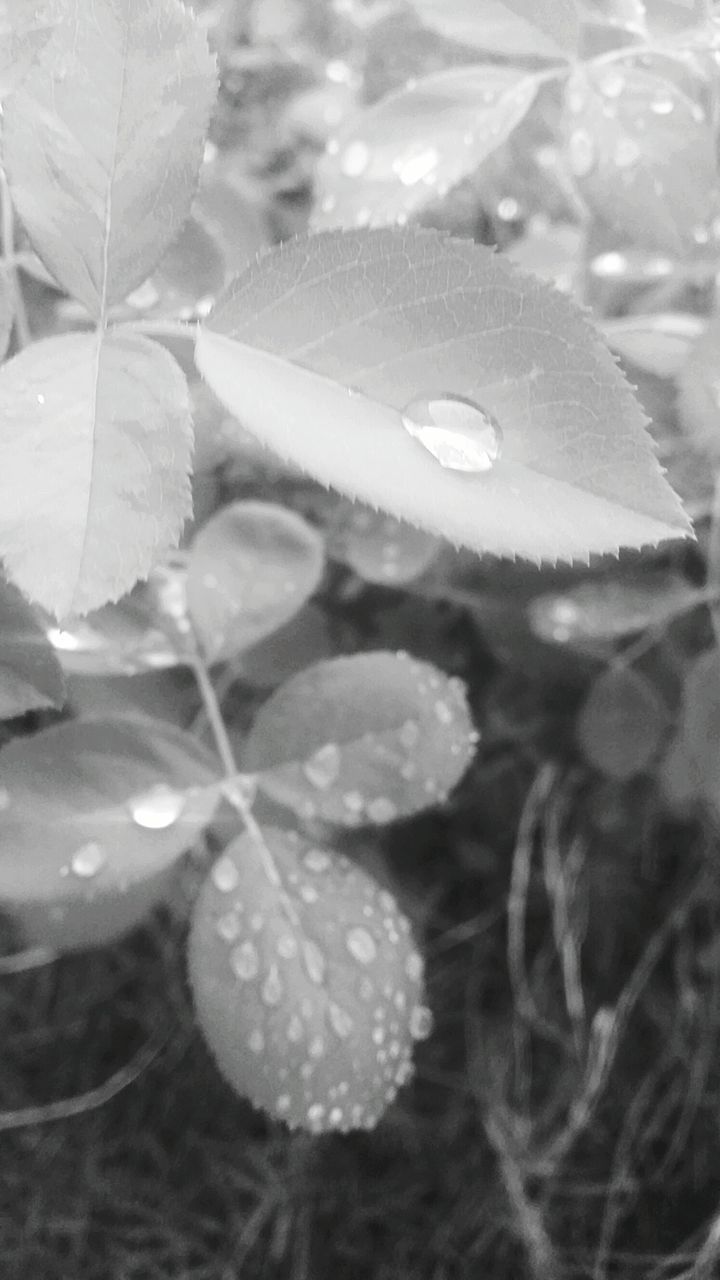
[118,316,197,344]
[0,166,31,348]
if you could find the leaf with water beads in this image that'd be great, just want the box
[241,651,478,827]
[186,501,326,664]
[560,62,718,255]
[576,665,668,780]
[0,576,66,717]
[312,65,539,231]
[195,227,691,565]
[325,500,442,586]
[0,717,220,951]
[528,572,704,648]
[188,825,430,1133]
[407,0,580,58]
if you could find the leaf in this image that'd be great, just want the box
[0,0,56,100]
[528,571,704,646]
[188,825,429,1132]
[560,63,718,255]
[195,227,692,565]
[311,66,539,230]
[576,665,668,780]
[238,603,337,688]
[193,164,270,279]
[407,0,580,58]
[186,501,326,664]
[676,646,720,823]
[131,217,227,318]
[676,315,720,455]
[3,0,217,317]
[241,650,478,826]
[325,499,442,585]
[601,313,704,379]
[0,330,193,618]
[0,265,14,361]
[0,575,66,716]
[0,715,220,949]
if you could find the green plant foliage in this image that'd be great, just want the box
[576,664,668,779]
[188,825,429,1133]
[407,0,581,58]
[241,650,478,825]
[0,575,66,716]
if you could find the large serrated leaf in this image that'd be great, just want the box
[408,0,580,57]
[0,330,193,618]
[3,0,217,316]
[311,65,539,230]
[195,228,691,565]
[241,650,478,825]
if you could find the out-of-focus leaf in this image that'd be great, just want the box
[0,715,221,949]
[3,0,217,316]
[312,65,539,230]
[0,266,14,361]
[325,500,442,585]
[529,571,704,647]
[137,217,227,317]
[186,501,326,663]
[408,0,580,58]
[601,313,705,380]
[0,330,193,618]
[238,603,337,688]
[506,219,583,295]
[576,665,668,780]
[241,650,478,826]
[676,315,720,455]
[195,227,692,565]
[560,62,718,255]
[193,165,270,278]
[0,576,66,716]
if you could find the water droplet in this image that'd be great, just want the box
[216,911,240,942]
[231,941,260,981]
[300,883,319,904]
[379,890,396,913]
[303,940,326,985]
[262,965,283,1006]
[434,699,453,725]
[276,1093,291,1114]
[399,720,420,751]
[328,1106,344,1127]
[340,140,369,177]
[599,69,625,98]
[287,1015,304,1042]
[395,1060,414,1086]
[366,797,398,824]
[249,1029,264,1054]
[212,855,240,893]
[650,94,674,115]
[303,742,341,790]
[0,787,10,811]
[405,952,423,982]
[342,791,365,814]
[277,933,298,960]
[309,1035,325,1058]
[37,392,46,405]
[410,1005,434,1041]
[346,926,377,965]
[614,137,640,169]
[70,841,106,879]
[496,196,520,221]
[303,848,331,873]
[394,145,439,186]
[401,394,503,473]
[307,1102,326,1129]
[128,783,186,830]
[567,129,596,177]
[328,1003,354,1039]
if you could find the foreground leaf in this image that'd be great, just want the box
[0,576,66,717]
[312,65,539,230]
[186,501,326,663]
[0,716,220,949]
[242,650,478,825]
[189,826,428,1132]
[3,0,217,316]
[0,330,193,617]
[195,227,691,565]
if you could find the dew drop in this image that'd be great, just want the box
[346,926,377,965]
[496,196,520,221]
[212,855,240,893]
[303,940,326,985]
[405,952,424,982]
[307,1102,326,1129]
[650,94,674,115]
[128,783,186,830]
[342,791,365,814]
[328,1106,344,1127]
[276,1093,291,1114]
[328,1003,354,1039]
[300,883,319,904]
[401,394,502,473]
[249,1029,264,1054]
[567,129,596,177]
[303,848,331,873]
[309,1035,325,1059]
[230,940,260,981]
[599,68,625,98]
[216,911,240,943]
[410,1005,434,1041]
[287,1015,304,1042]
[434,699,453,725]
[395,145,439,186]
[0,787,10,811]
[366,797,398,824]
[399,719,420,751]
[614,137,640,169]
[340,140,369,176]
[303,742,341,790]
[261,964,284,1006]
[277,933,298,960]
[70,841,106,879]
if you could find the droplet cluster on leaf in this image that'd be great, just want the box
[188,826,430,1133]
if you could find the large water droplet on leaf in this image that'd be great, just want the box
[401,394,503,473]
[128,783,186,830]
[70,841,106,879]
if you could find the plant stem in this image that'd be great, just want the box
[0,166,31,349]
